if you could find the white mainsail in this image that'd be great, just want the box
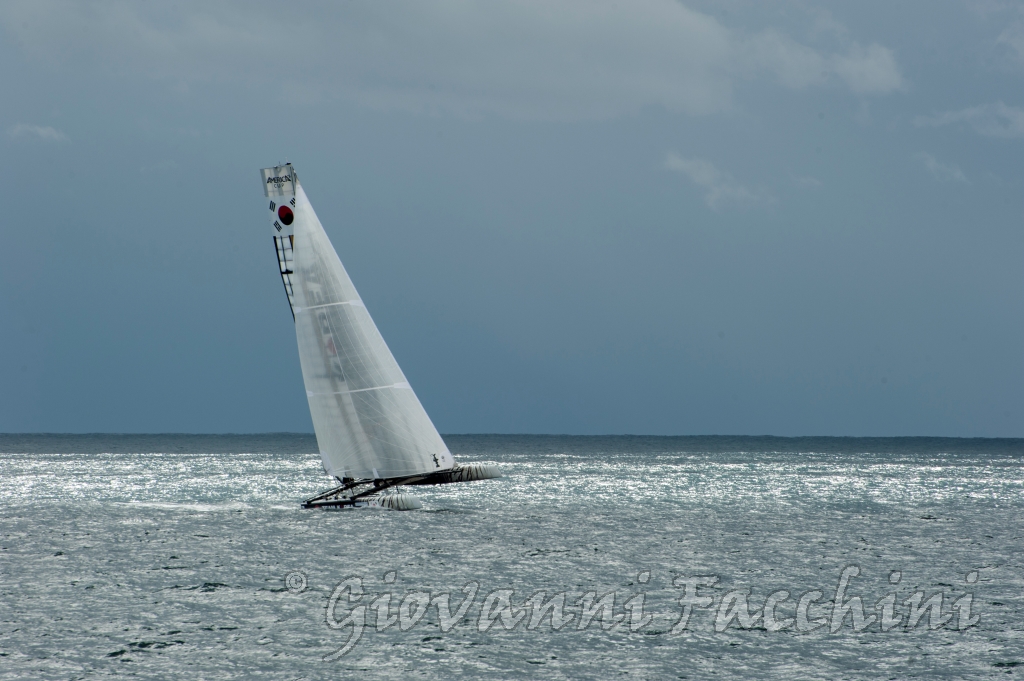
[261,164,455,481]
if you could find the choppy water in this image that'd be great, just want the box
[1,434,1022,679]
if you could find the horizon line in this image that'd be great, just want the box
[0,432,1021,441]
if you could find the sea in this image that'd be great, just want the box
[1,434,1021,680]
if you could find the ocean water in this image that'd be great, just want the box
[1,434,1022,680]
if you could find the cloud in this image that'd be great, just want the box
[915,153,968,183]
[829,43,904,94]
[795,176,823,189]
[996,14,1024,65]
[664,152,773,209]
[0,0,904,120]
[7,124,67,142]
[739,31,902,94]
[915,102,1024,139]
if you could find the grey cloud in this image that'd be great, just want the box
[830,43,904,94]
[915,102,1024,138]
[0,0,903,120]
[742,31,902,94]
[664,152,773,210]
[996,11,1024,65]
[7,124,67,142]
[915,152,969,183]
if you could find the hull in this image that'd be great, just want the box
[301,464,503,510]
[308,492,423,511]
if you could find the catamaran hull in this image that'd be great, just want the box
[311,493,423,511]
[301,463,502,510]
[403,463,502,485]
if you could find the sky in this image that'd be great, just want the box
[0,0,1021,436]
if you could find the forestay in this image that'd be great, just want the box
[261,164,455,481]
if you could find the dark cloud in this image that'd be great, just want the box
[0,1,1019,436]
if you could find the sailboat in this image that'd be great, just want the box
[261,164,501,510]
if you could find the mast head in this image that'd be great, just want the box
[261,164,297,198]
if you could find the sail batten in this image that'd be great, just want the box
[308,383,413,397]
[294,300,364,312]
[261,164,455,481]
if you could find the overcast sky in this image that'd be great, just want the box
[1,0,1021,436]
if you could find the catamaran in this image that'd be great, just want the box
[261,164,501,510]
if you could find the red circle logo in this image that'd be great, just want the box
[277,205,294,226]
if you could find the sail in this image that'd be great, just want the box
[261,165,455,480]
